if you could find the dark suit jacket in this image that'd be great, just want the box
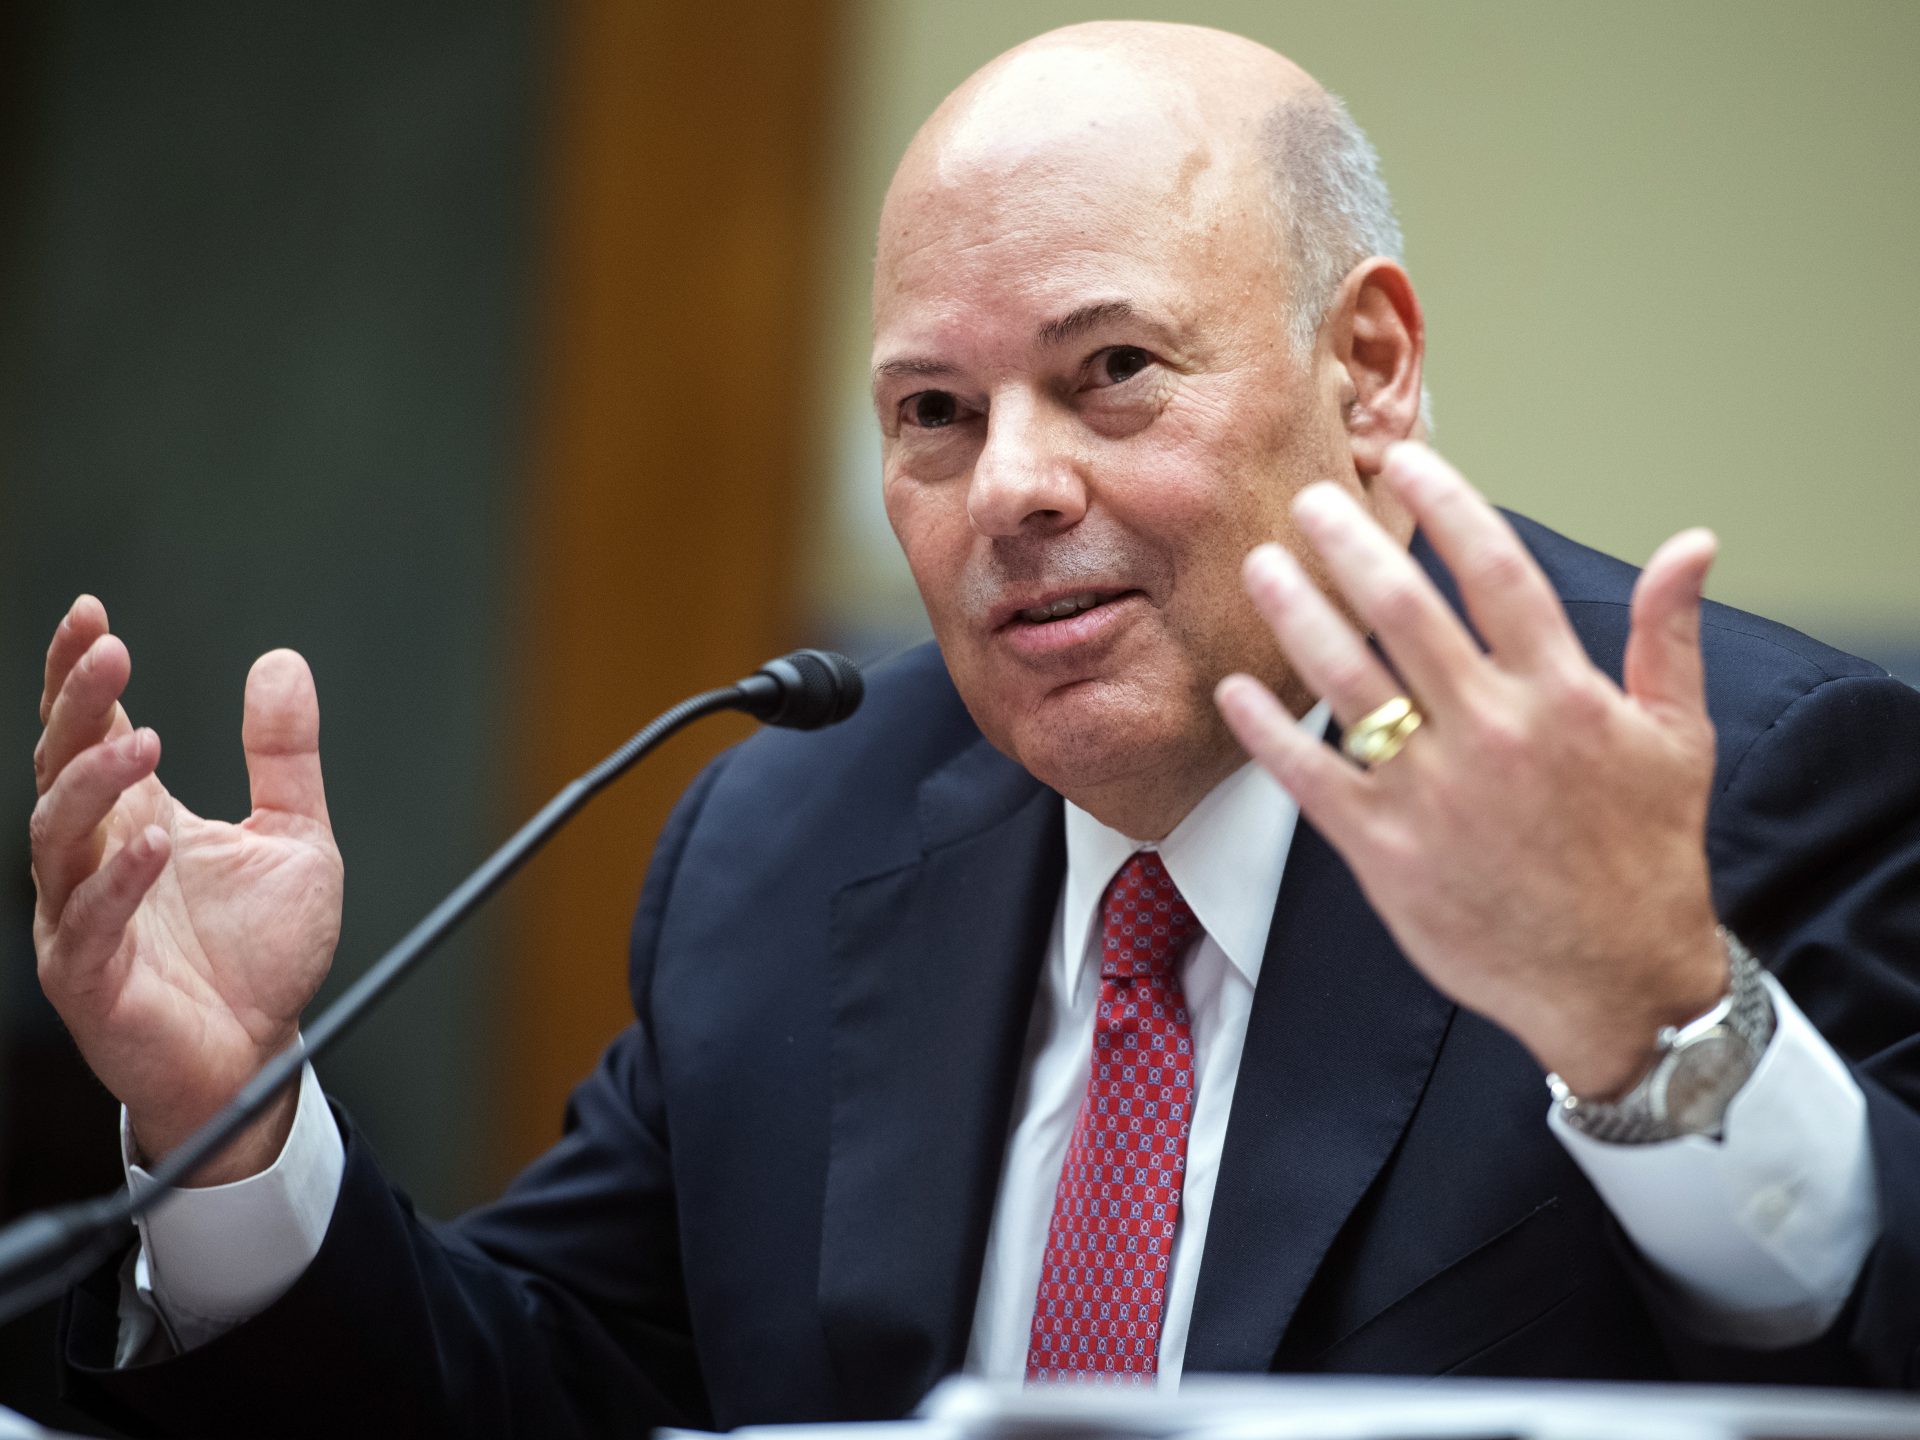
[63,516,1920,1437]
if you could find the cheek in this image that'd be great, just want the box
[1143,394,1288,525]
[1153,383,1331,542]
[1134,404,1314,655]
[883,474,971,621]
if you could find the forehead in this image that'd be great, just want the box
[872,135,1278,369]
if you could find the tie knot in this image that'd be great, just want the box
[1099,852,1199,981]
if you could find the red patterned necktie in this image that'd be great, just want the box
[1025,852,1200,1384]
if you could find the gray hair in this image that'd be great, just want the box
[1264,93,1426,440]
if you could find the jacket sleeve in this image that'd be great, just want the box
[1655,671,1920,1388]
[57,754,736,1440]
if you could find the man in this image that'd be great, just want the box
[33,21,1920,1436]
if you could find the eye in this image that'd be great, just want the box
[902,391,960,429]
[1090,345,1152,388]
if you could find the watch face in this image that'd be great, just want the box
[1661,1027,1750,1135]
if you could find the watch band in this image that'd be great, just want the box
[1548,928,1776,1145]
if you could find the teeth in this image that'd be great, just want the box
[1020,592,1106,623]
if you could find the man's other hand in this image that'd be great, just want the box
[1216,442,1729,1100]
[29,596,344,1183]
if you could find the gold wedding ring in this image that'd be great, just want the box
[1342,695,1423,768]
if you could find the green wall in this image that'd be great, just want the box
[0,1,544,1224]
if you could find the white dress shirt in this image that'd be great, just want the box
[121,1058,343,1360]
[126,735,1880,1374]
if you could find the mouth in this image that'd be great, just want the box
[995,589,1137,631]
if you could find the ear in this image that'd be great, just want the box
[1324,259,1424,481]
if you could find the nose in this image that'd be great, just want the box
[966,394,1089,538]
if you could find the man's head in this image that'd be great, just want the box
[871,22,1426,838]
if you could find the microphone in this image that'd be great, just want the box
[0,649,863,1326]
[733,648,864,730]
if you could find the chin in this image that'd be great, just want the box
[998,680,1206,806]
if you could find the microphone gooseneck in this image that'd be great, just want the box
[0,650,863,1327]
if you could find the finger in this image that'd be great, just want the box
[41,595,109,725]
[1242,542,1405,731]
[1290,481,1485,716]
[243,650,331,826]
[42,824,170,1000]
[1215,673,1369,845]
[29,728,162,921]
[1624,528,1717,722]
[1382,442,1580,672]
[35,634,133,799]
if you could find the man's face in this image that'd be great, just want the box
[872,117,1353,824]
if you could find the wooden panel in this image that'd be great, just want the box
[498,0,843,1177]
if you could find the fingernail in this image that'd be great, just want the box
[1384,441,1435,492]
[1292,483,1347,529]
[1245,542,1300,588]
[138,825,166,858]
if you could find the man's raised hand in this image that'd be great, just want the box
[29,596,344,1183]
[1215,443,1729,1100]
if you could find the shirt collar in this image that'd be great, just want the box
[1061,702,1328,996]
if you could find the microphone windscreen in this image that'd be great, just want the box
[740,649,864,729]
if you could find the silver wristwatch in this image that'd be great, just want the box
[1547,929,1776,1144]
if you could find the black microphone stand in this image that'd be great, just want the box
[0,680,762,1328]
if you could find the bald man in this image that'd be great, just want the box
[46,23,1920,1436]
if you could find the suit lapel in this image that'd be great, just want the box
[1183,815,1455,1373]
[1181,528,1480,1370]
[817,738,1063,1418]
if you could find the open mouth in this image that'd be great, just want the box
[1013,590,1131,626]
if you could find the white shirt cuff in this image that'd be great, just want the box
[120,1058,345,1356]
[1549,973,1879,1347]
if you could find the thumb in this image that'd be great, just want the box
[242,649,331,826]
[1623,528,1717,723]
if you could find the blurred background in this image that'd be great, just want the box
[2,1,1916,1427]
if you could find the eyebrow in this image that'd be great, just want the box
[871,299,1142,389]
[1036,300,1136,348]
[872,355,958,385]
